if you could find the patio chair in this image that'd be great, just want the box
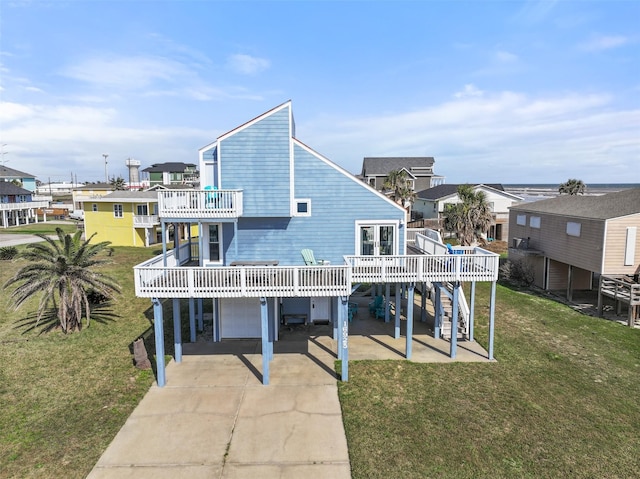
[301,249,329,265]
[368,295,384,316]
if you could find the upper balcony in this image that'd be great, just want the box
[0,200,50,211]
[158,189,243,219]
[133,215,160,227]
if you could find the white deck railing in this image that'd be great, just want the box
[134,264,351,298]
[157,189,243,219]
[133,215,160,227]
[0,200,50,211]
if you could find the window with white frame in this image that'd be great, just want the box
[566,222,581,237]
[113,204,123,218]
[529,216,541,228]
[294,199,311,216]
[516,214,526,226]
[208,224,221,262]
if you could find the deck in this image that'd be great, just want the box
[599,275,640,326]
[134,244,499,299]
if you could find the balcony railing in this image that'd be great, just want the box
[133,215,160,227]
[0,200,50,211]
[157,189,243,219]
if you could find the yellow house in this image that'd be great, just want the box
[84,191,161,247]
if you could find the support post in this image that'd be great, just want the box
[406,284,414,359]
[394,283,401,339]
[162,222,168,267]
[567,265,574,302]
[385,283,391,322]
[421,282,427,322]
[340,296,349,381]
[597,276,604,317]
[488,281,497,360]
[450,282,459,359]
[213,298,220,342]
[260,297,270,385]
[189,298,196,343]
[173,298,182,363]
[469,281,476,342]
[152,298,166,387]
[434,284,441,340]
[197,298,204,331]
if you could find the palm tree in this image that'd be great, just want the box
[443,184,494,246]
[558,179,586,195]
[110,176,127,190]
[4,228,120,333]
[382,169,416,210]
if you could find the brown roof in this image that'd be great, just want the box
[510,188,640,220]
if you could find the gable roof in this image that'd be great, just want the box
[510,188,640,220]
[97,191,159,201]
[142,162,197,173]
[417,183,507,200]
[0,165,36,179]
[361,157,435,176]
[0,182,32,195]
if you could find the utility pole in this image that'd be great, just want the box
[103,154,109,183]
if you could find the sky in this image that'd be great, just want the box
[1,0,639,186]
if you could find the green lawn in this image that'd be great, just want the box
[0,246,158,478]
[0,222,78,235]
[339,283,640,479]
[1,246,638,478]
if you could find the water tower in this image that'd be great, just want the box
[125,158,141,189]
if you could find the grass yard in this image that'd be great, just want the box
[0,246,159,478]
[0,222,78,236]
[339,283,640,479]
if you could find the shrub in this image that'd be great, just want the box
[499,259,535,286]
[0,246,18,260]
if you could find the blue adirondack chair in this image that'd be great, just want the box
[301,249,329,265]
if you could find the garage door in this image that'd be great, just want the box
[220,298,261,339]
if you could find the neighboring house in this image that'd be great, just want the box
[360,157,445,192]
[0,182,51,228]
[0,165,37,192]
[84,191,161,247]
[36,181,78,195]
[72,183,114,211]
[132,102,499,386]
[142,162,199,187]
[508,188,640,314]
[414,184,523,241]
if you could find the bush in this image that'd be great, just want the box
[499,259,535,286]
[0,246,18,260]
[87,289,109,304]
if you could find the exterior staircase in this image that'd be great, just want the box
[433,282,470,340]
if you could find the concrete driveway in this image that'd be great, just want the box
[0,233,50,247]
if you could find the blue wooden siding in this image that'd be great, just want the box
[219,106,291,217]
[218,143,405,266]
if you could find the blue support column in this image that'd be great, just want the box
[162,222,168,267]
[385,283,391,322]
[260,297,270,385]
[340,296,349,381]
[434,283,441,339]
[450,282,459,359]
[267,299,275,360]
[189,298,196,343]
[394,283,401,339]
[172,298,182,363]
[469,281,477,342]
[213,298,220,342]
[336,302,343,360]
[406,284,415,359]
[197,298,203,331]
[173,222,179,262]
[489,281,497,360]
[421,282,427,322]
[152,298,166,387]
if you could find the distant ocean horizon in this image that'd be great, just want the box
[503,183,639,202]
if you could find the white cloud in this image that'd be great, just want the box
[454,84,484,99]
[580,35,630,52]
[495,50,518,63]
[227,54,270,75]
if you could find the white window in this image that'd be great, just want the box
[113,204,123,218]
[92,204,98,212]
[136,204,148,216]
[625,227,637,266]
[517,214,526,226]
[530,216,541,228]
[566,222,581,237]
[208,224,221,262]
[294,199,311,216]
